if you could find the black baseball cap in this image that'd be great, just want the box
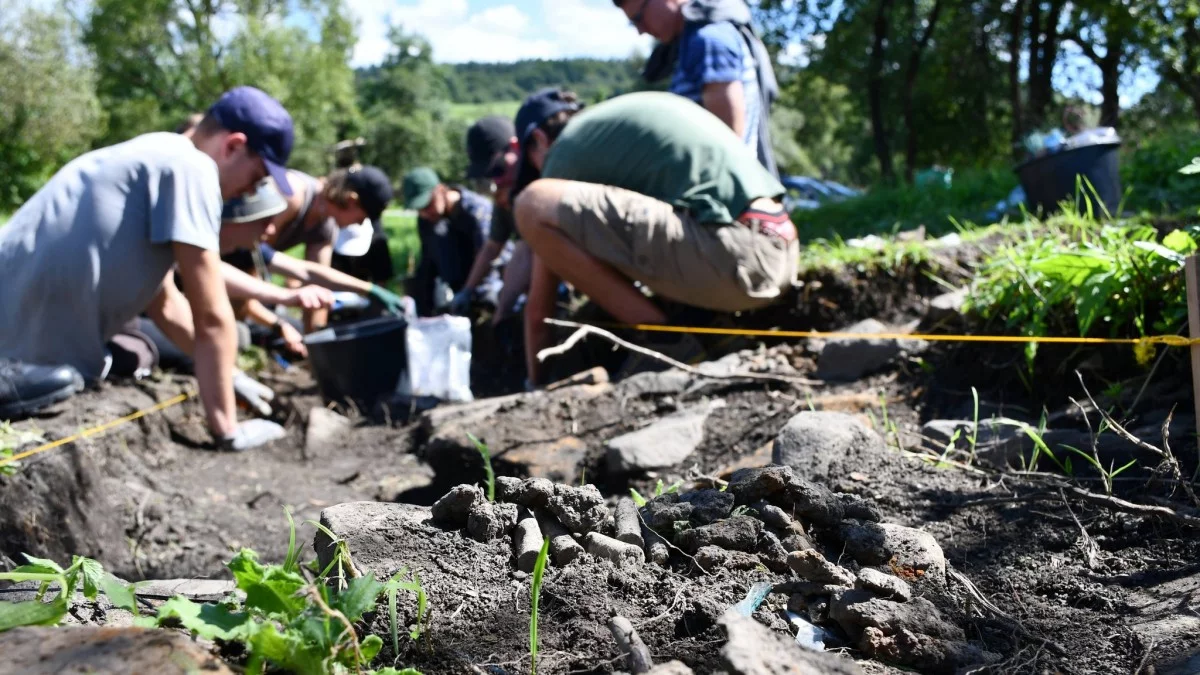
[512,88,582,198]
[207,86,295,196]
[466,116,516,179]
[344,165,393,226]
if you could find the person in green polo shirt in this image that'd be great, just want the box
[511,89,798,386]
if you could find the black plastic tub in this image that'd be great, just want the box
[304,317,408,406]
[1015,141,1121,216]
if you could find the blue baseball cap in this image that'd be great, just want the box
[207,86,295,196]
[511,88,581,198]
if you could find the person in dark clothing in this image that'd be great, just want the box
[401,167,498,316]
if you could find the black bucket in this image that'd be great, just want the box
[1015,141,1122,216]
[305,317,408,407]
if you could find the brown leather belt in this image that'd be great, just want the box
[736,208,798,243]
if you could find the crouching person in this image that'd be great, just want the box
[511,89,798,385]
[0,86,295,452]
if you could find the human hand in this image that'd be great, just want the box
[232,369,275,416]
[220,418,286,452]
[285,285,334,310]
[278,322,307,358]
[368,284,409,316]
[449,288,473,316]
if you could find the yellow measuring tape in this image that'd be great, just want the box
[0,391,193,469]
[612,323,1200,347]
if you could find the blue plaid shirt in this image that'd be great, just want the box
[670,21,761,151]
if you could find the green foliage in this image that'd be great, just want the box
[0,554,136,633]
[529,537,551,675]
[1122,131,1200,214]
[965,213,1196,367]
[0,420,43,476]
[629,479,682,507]
[0,5,104,211]
[443,59,642,104]
[466,432,495,502]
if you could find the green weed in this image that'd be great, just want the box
[529,537,550,675]
[0,421,44,476]
[466,433,495,502]
[0,554,136,632]
[629,479,682,507]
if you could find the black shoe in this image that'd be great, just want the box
[0,359,84,418]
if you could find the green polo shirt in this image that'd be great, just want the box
[541,91,784,224]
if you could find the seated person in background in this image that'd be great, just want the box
[402,167,498,317]
[265,164,395,332]
[511,89,798,385]
[0,86,294,452]
[454,116,530,324]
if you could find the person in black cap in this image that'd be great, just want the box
[263,163,396,332]
[0,86,298,451]
[453,116,531,321]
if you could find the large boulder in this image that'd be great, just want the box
[606,400,725,474]
[0,626,233,674]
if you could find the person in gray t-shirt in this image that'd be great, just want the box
[0,86,296,453]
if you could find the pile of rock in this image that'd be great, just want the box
[427,465,996,673]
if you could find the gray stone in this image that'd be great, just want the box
[606,400,725,474]
[547,484,608,534]
[305,407,352,456]
[494,476,523,502]
[855,568,913,602]
[467,501,518,543]
[515,478,557,507]
[816,319,905,381]
[585,532,646,568]
[755,531,791,573]
[134,579,235,602]
[787,549,856,587]
[840,522,947,582]
[719,613,864,675]
[679,489,735,525]
[830,590,963,641]
[0,626,235,675]
[372,456,437,501]
[646,661,695,675]
[430,484,483,528]
[753,502,793,529]
[641,495,692,534]
[780,532,816,553]
[773,412,889,484]
[615,497,644,547]
[923,289,967,325]
[727,465,797,504]
[696,545,763,572]
[676,516,762,553]
[860,628,1000,675]
[838,494,883,523]
[779,479,845,529]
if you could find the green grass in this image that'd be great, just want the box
[381,209,420,287]
[448,101,520,124]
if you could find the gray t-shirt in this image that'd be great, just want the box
[0,132,222,379]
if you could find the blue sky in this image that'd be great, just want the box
[346,0,653,66]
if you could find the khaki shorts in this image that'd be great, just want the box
[556,183,798,312]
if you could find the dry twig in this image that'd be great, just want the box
[538,319,821,387]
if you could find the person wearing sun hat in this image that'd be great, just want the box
[402,166,497,317]
[0,85,298,451]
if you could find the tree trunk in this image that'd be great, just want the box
[1099,49,1121,128]
[1009,0,1025,157]
[1027,0,1066,131]
[903,0,946,183]
[868,0,895,183]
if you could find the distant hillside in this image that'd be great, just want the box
[445,58,645,104]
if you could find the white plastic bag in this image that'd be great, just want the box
[399,315,473,402]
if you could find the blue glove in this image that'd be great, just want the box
[449,288,473,316]
[368,284,407,315]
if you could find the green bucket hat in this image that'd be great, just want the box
[402,167,440,210]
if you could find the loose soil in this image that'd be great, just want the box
[2,255,1200,673]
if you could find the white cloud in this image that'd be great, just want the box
[345,0,651,66]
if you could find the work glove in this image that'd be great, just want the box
[368,284,408,316]
[232,369,275,416]
[220,418,286,452]
[449,288,473,316]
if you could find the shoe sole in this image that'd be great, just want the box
[0,384,78,419]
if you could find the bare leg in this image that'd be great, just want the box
[515,179,667,383]
[494,240,532,326]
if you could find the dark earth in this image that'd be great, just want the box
[3,251,1200,674]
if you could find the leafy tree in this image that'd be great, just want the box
[0,5,104,210]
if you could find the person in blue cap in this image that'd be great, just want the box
[0,86,297,452]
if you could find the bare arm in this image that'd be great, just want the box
[304,242,334,331]
[144,270,197,355]
[221,261,333,309]
[268,251,372,294]
[174,243,238,438]
[461,239,506,293]
[702,80,748,139]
